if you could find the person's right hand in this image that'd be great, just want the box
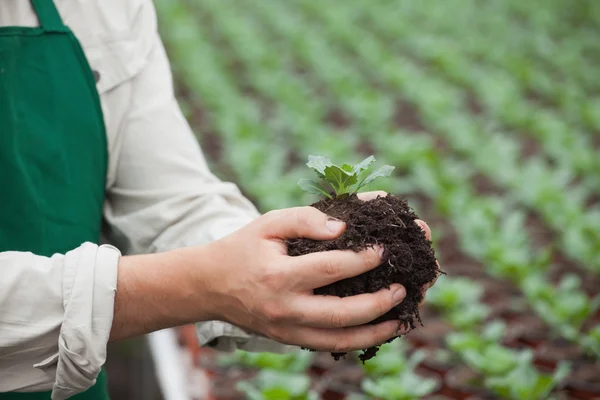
[202,205,409,353]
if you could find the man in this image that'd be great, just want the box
[0,1,437,399]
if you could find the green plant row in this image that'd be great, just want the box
[188,0,600,353]
[355,1,600,183]
[356,0,600,133]
[252,0,597,354]
[187,0,359,161]
[244,0,394,138]
[158,3,481,398]
[238,0,596,290]
[157,4,600,399]
[219,351,320,399]
[427,278,570,400]
[288,0,600,273]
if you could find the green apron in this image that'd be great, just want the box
[0,0,109,398]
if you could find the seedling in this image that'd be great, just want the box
[486,356,570,400]
[236,370,319,400]
[427,277,485,312]
[427,277,489,330]
[219,350,313,372]
[289,155,440,361]
[522,274,600,341]
[297,155,395,199]
[580,325,600,357]
[362,340,427,377]
[361,372,439,400]
[447,303,490,330]
[447,321,520,376]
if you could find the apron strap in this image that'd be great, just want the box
[30,0,68,33]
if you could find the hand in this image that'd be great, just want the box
[203,191,438,352]
[203,192,407,353]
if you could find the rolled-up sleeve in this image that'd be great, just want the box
[0,243,120,398]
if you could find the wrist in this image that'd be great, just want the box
[110,244,223,341]
[190,239,241,326]
[165,244,223,323]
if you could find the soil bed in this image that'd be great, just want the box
[287,193,441,361]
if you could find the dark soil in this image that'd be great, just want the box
[286,193,441,361]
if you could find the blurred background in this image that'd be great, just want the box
[106,0,600,399]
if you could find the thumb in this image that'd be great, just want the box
[260,206,346,240]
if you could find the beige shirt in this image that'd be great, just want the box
[0,1,291,398]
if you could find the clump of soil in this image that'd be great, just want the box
[286,194,441,361]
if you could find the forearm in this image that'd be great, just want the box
[110,245,219,341]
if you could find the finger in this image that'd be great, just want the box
[357,191,388,201]
[271,320,409,352]
[419,261,441,307]
[290,246,384,289]
[428,262,441,288]
[288,284,406,328]
[415,219,432,241]
[260,206,346,240]
[419,290,428,307]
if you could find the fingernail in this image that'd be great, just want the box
[415,220,425,230]
[375,245,385,258]
[392,285,406,304]
[326,218,345,233]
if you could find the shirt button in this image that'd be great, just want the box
[93,70,100,83]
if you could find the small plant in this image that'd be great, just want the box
[358,337,437,399]
[236,370,319,400]
[218,349,313,372]
[522,274,600,341]
[426,277,485,312]
[447,302,490,330]
[447,322,570,399]
[362,340,427,377]
[297,155,395,199]
[361,372,439,400]
[580,325,600,357]
[486,356,570,400]
[289,155,440,361]
[447,321,520,376]
[427,277,489,330]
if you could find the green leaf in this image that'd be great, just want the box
[362,378,384,398]
[301,155,393,198]
[297,179,332,199]
[486,356,569,400]
[263,388,292,400]
[341,163,354,173]
[449,303,490,329]
[463,345,519,376]
[306,155,331,177]
[256,370,311,395]
[236,381,263,400]
[220,350,314,372]
[324,164,357,194]
[362,373,438,400]
[407,350,428,370]
[352,155,376,174]
[363,342,408,377]
[552,362,571,384]
[357,165,395,190]
[482,320,506,342]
